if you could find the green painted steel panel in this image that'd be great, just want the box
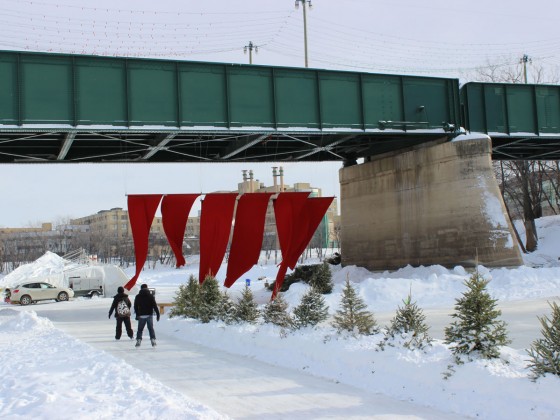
[462,84,486,133]
[462,82,560,135]
[362,75,403,129]
[179,64,227,127]
[484,85,508,133]
[128,60,177,126]
[506,85,536,134]
[20,55,73,124]
[403,78,450,129]
[536,86,560,133]
[0,53,17,124]
[0,50,463,134]
[319,72,361,129]
[274,69,319,128]
[228,66,274,127]
[75,57,127,125]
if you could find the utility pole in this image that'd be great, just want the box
[520,54,532,84]
[295,0,312,68]
[244,41,258,64]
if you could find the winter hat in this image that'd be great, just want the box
[141,284,148,289]
[117,286,124,293]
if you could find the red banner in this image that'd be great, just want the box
[271,196,334,299]
[273,192,310,258]
[198,193,238,283]
[161,194,199,268]
[224,193,273,287]
[287,197,334,269]
[124,194,163,290]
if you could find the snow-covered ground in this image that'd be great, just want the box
[1,216,560,419]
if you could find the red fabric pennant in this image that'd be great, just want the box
[287,197,335,269]
[161,194,199,268]
[124,194,163,290]
[271,196,334,299]
[273,192,310,258]
[198,193,238,283]
[224,193,273,288]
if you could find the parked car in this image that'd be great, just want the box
[10,282,75,305]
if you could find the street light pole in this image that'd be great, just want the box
[520,54,532,84]
[295,0,312,68]
[244,41,258,64]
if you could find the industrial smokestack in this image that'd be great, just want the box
[272,167,278,191]
[242,170,247,181]
[279,166,284,192]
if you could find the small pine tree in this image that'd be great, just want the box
[263,293,293,328]
[217,290,237,325]
[234,285,260,324]
[527,301,560,380]
[169,274,201,319]
[293,288,329,329]
[199,276,222,323]
[384,291,432,349]
[444,269,510,359]
[308,263,334,294]
[332,278,378,336]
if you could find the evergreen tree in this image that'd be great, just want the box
[444,269,510,359]
[263,293,293,328]
[308,262,334,294]
[332,278,378,336]
[169,274,200,319]
[293,288,329,329]
[384,291,432,349]
[527,301,560,380]
[217,290,237,325]
[199,275,222,323]
[234,285,260,324]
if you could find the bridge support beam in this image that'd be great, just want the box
[339,137,523,270]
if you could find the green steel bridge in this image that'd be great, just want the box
[0,50,559,164]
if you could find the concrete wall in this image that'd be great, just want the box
[339,138,523,270]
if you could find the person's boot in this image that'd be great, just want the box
[135,339,141,347]
[151,338,156,347]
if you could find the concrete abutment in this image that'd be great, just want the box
[339,137,523,270]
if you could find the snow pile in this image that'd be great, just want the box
[0,310,227,420]
[0,251,68,288]
[157,318,559,419]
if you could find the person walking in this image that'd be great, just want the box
[108,286,134,340]
[133,283,160,347]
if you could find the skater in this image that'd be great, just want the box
[108,286,134,340]
[133,283,160,347]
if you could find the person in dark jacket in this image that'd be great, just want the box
[133,283,160,347]
[108,286,134,340]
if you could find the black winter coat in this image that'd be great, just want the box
[134,288,160,318]
[108,292,132,318]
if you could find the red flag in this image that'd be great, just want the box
[272,196,334,299]
[161,194,199,268]
[224,193,273,287]
[124,194,162,290]
[273,192,310,258]
[198,193,238,283]
[286,197,335,269]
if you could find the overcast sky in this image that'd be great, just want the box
[0,0,559,227]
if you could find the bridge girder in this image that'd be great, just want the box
[0,129,455,164]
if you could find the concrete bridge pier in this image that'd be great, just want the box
[339,137,523,270]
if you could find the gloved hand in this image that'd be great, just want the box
[108,314,111,319]
[156,315,160,322]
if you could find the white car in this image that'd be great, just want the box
[10,282,74,305]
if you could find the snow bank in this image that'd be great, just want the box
[0,310,227,420]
